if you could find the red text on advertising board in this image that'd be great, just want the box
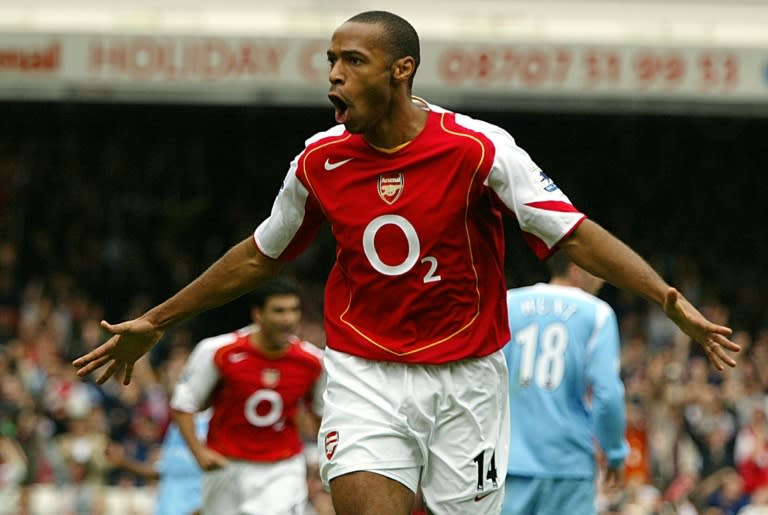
[0,42,60,72]
[89,38,288,80]
[437,46,741,93]
[584,49,621,86]
[697,53,739,90]
[631,51,739,90]
[438,47,573,86]
[298,41,330,82]
[633,52,686,88]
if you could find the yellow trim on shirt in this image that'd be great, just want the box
[369,140,412,154]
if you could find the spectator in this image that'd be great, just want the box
[0,434,28,514]
[736,406,768,495]
[695,468,750,515]
[52,407,110,486]
[682,384,738,480]
[625,399,653,487]
[739,486,768,515]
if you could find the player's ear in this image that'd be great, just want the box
[391,56,415,84]
[568,263,584,284]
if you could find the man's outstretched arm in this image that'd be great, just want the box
[72,236,281,384]
[560,219,740,370]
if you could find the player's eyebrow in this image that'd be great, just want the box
[327,49,368,61]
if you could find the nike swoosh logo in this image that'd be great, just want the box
[229,352,248,363]
[474,491,494,502]
[324,158,353,171]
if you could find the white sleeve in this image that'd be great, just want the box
[254,126,344,259]
[253,155,311,259]
[455,114,585,251]
[170,334,231,413]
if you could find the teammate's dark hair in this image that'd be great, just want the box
[546,250,573,279]
[248,277,301,309]
[347,10,420,89]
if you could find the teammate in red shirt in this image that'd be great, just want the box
[170,278,324,514]
[74,10,740,515]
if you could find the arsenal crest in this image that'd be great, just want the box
[261,368,280,388]
[378,173,404,204]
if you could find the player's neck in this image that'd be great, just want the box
[363,97,427,150]
[550,277,577,289]
[249,330,290,358]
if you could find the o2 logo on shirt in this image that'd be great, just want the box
[244,389,285,430]
[362,214,442,284]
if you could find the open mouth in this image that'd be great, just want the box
[328,93,349,124]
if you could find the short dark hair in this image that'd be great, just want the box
[546,250,572,279]
[347,10,420,88]
[248,277,301,309]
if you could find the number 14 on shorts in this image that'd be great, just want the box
[473,450,499,492]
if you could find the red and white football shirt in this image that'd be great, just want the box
[255,103,585,364]
[171,326,324,463]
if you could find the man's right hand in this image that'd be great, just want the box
[72,318,164,385]
[603,465,624,491]
[194,446,230,471]
[662,288,740,371]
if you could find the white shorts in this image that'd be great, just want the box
[318,348,510,515]
[202,453,307,515]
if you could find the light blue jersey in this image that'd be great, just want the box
[154,412,210,515]
[503,283,627,479]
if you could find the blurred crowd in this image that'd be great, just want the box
[1,102,767,514]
